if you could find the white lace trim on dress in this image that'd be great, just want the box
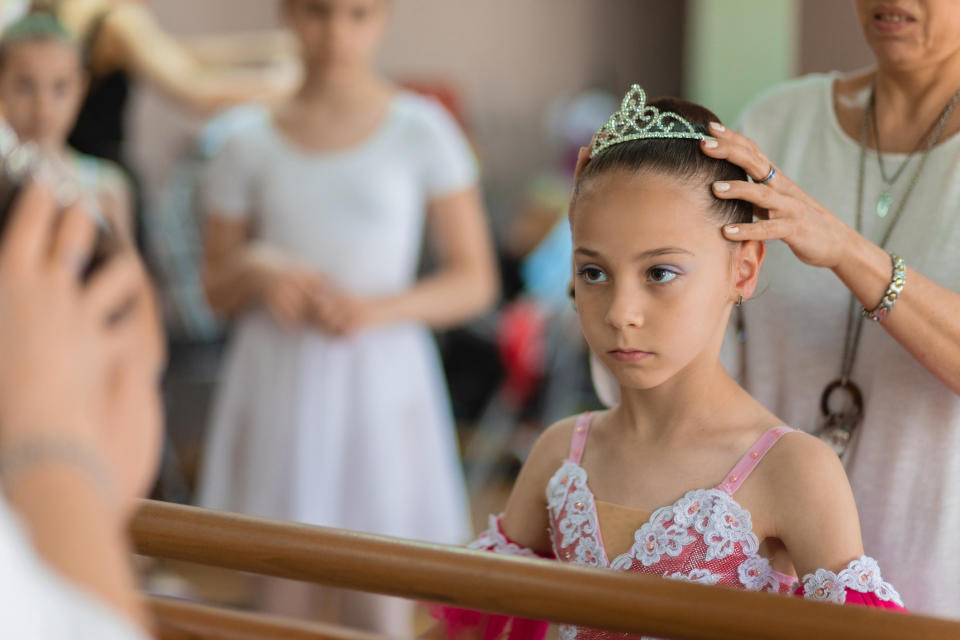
[799,555,904,607]
[609,488,759,569]
[467,514,539,558]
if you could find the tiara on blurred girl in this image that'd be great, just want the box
[590,84,710,158]
[0,119,82,207]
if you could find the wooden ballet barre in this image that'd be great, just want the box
[131,500,960,640]
[148,596,384,640]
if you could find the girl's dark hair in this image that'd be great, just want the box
[573,97,753,227]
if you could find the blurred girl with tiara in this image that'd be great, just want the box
[428,85,906,640]
[196,0,497,633]
[0,10,132,239]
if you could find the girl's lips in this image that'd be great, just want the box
[609,349,653,363]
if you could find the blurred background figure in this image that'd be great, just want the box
[195,0,497,633]
[0,12,133,240]
[0,0,300,246]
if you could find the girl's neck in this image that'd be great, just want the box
[295,65,386,106]
[613,357,746,443]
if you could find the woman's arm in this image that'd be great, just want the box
[317,186,499,335]
[98,6,297,116]
[702,123,960,394]
[181,29,299,67]
[4,465,147,631]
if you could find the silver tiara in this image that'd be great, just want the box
[590,84,710,158]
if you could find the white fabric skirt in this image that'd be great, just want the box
[197,312,471,545]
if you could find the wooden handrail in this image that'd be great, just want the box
[132,500,960,640]
[148,596,383,640]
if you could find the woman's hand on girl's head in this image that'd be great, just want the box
[700,123,858,270]
[0,183,165,514]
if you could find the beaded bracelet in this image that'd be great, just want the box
[0,439,116,502]
[862,253,906,323]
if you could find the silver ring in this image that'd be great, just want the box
[755,165,775,185]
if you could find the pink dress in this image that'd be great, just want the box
[434,413,905,640]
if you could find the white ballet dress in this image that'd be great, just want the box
[196,92,476,545]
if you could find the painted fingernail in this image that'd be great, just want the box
[702,139,719,149]
[713,181,731,192]
[725,224,740,234]
[709,122,726,132]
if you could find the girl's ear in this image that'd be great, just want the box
[732,239,765,303]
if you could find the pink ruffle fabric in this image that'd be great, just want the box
[430,606,549,640]
[430,518,551,640]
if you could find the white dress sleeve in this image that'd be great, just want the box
[201,128,265,223]
[412,98,479,200]
[0,499,149,639]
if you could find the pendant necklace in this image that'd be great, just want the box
[870,87,960,217]
[815,82,960,456]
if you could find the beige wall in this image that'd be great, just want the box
[129,1,877,206]
[129,1,684,210]
[799,0,873,75]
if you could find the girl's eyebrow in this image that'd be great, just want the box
[574,246,695,260]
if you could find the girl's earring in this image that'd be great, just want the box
[736,295,743,307]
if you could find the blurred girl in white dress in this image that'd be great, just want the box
[196,0,498,633]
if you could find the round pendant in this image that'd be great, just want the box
[814,379,865,456]
[876,191,893,218]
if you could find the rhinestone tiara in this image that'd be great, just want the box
[590,84,711,158]
[0,119,83,207]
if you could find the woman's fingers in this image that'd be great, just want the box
[48,202,97,279]
[714,178,798,211]
[0,181,59,273]
[723,219,793,242]
[83,253,145,326]
[702,136,774,185]
[702,124,805,193]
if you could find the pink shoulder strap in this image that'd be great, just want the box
[567,413,593,464]
[717,426,795,495]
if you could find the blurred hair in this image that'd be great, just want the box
[0,12,76,70]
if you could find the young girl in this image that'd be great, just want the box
[430,86,905,640]
[196,0,497,633]
[0,11,132,240]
